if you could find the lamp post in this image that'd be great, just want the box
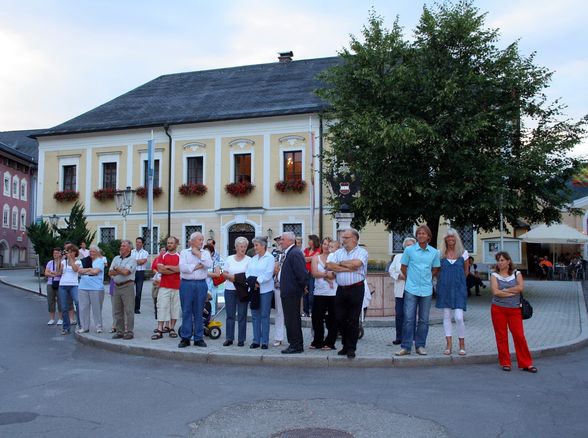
[115,186,135,240]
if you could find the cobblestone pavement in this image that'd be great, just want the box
[2,269,587,367]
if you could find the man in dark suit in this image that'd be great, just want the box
[278,231,308,354]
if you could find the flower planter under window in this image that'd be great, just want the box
[93,187,116,201]
[179,183,207,196]
[53,190,79,202]
[275,179,307,194]
[225,181,254,197]
[136,186,162,198]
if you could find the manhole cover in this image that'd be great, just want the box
[0,412,38,425]
[273,428,354,437]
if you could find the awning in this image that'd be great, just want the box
[518,223,588,244]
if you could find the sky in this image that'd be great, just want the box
[1,0,586,154]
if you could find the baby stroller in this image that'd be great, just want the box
[203,295,223,339]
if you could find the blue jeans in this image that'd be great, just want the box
[251,291,273,346]
[224,288,248,343]
[179,279,208,341]
[59,285,79,332]
[401,291,432,350]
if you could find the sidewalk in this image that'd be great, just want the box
[3,269,587,367]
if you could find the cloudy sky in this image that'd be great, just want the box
[1,0,586,152]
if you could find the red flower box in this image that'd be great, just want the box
[93,187,116,201]
[225,181,254,197]
[179,183,207,196]
[53,190,79,202]
[136,186,162,198]
[275,179,307,193]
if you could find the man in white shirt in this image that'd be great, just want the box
[132,237,149,314]
[327,228,368,359]
[178,232,213,348]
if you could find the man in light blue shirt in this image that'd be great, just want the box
[396,225,440,356]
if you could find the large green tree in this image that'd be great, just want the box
[318,1,587,244]
[55,201,96,247]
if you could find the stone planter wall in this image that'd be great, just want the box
[365,272,395,317]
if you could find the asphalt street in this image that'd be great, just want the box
[1,283,587,437]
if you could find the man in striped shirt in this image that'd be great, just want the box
[327,228,368,359]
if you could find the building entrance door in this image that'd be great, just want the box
[227,223,255,256]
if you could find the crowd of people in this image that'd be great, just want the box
[43,226,538,371]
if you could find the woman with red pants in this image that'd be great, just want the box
[490,251,537,373]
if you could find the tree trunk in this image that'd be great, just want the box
[423,215,441,249]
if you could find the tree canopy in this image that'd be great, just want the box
[318,0,587,244]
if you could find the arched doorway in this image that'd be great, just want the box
[227,223,255,256]
[0,240,8,267]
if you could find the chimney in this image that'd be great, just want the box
[278,51,293,63]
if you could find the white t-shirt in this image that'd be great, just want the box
[445,250,469,264]
[60,259,82,286]
[223,255,251,290]
[313,254,337,297]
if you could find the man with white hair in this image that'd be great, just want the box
[178,232,213,348]
[326,228,368,358]
[278,231,308,354]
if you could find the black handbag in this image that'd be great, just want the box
[520,293,533,320]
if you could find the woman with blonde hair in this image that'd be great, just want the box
[435,229,469,355]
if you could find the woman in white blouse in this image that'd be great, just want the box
[222,237,251,347]
[59,244,82,335]
[245,236,275,350]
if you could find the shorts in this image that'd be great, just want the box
[157,287,180,321]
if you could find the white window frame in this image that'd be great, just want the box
[3,172,11,196]
[98,153,120,190]
[229,150,255,184]
[12,175,19,199]
[140,151,163,188]
[279,147,305,181]
[183,223,204,249]
[59,156,80,191]
[20,208,26,231]
[98,226,117,244]
[20,179,27,201]
[2,204,9,227]
[183,153,206,185]
[11,206,18,230]
[280,221,304,238]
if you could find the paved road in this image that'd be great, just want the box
[1,283,587,437]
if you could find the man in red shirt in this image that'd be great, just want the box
[151,236,181,340]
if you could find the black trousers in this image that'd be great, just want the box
[311,295,337,348]
[335,283,364,352]
[281,293,303,350]
[134,270,145,311]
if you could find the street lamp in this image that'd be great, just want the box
[267,228,273,241]
[208,229,215,240]
[115,186,135,239]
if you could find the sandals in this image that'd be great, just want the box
[162,327,170,334]
[458,349,466,356]
[151,330,163,340]
[522,366,538,373]
[168,328,178,338]
[502,365,511,372]
[443,349,452,356]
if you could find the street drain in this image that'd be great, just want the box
[272,428,354,437]
[0,412,38,425]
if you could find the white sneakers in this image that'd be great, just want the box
[416,347,427,355]
[47,319,55,325]
[57,319,63,325]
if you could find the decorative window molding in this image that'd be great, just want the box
[98,153,120,189]
[228,138,255,150]
[183,154,206,185]
[11,206,18,230]
[59,156,79,191]
[229,151,255,184]
[140,151,163,188]
[12,175,19,199]
[183,142,207,152]
[278,135,306,146]
[2,204,9,228]
[3,172,11,196]
[20,179,27,201]
[20,208,26,231]
[280,149,304,181]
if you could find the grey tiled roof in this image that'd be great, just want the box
[36,57,341,137]
[0,129,42,163]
